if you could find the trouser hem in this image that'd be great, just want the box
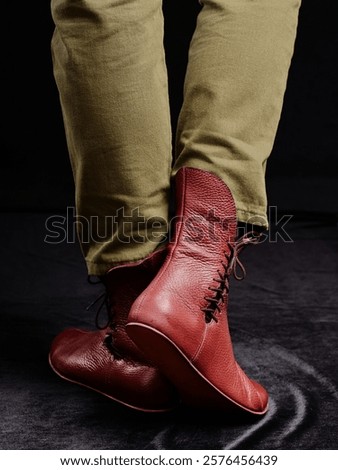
[236,208,269,230]
[85,243,167,276]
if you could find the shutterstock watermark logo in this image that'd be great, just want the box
[44,205,294,245]
[44,206,167,245]
[267,205,294,243]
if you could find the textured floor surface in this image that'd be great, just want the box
[0,212,337,449]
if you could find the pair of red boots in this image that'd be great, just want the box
[49,168,269,415]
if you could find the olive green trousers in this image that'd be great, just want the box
[51,0,302,275]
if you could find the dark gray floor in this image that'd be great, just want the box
[0,213,337,449]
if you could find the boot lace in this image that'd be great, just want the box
[201,231,262,323]
[86,277,123,358]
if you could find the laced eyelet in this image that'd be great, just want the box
[201,231,262,323]
[86,277,124,359]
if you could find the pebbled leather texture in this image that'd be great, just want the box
[127,167,269,414]
[49,249,178,412]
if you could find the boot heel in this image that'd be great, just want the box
[127,322,268,415]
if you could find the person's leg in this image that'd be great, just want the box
[49,0,177,411]
[173,0,302,228]
[127,0,302,414]
[51,0,172,276]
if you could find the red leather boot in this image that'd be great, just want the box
[127,167,269,415]
[49,248,178,412]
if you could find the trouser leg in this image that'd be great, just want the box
[173,0,302,227]
[51,0,172,275]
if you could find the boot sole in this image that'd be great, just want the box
[126,323,269,416]
[48,353,177,414]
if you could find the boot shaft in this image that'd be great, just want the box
[169,167,237,262]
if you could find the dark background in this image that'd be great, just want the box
[2,0,338,217]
